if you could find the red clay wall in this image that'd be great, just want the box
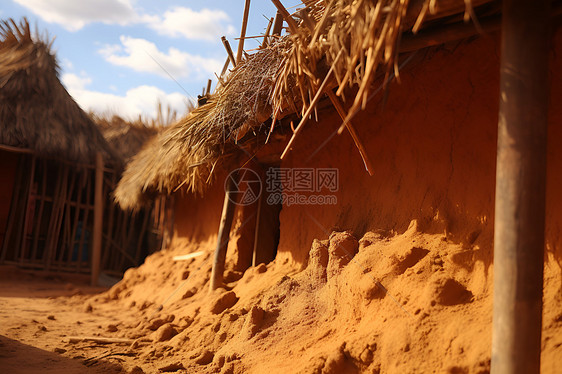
[0,151,18,246]
[169,29,562,277]
[275,29,562,269]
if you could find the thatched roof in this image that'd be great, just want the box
[0,19,117,164]
[94,115,159,162]
[115,0,499,209]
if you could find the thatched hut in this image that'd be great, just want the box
[0,19,152,276]
[115,1,562,368]
[95,114,159,162]
[116,0,518,271]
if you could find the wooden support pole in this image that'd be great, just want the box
[271,0,298,34]
[491,0,550,373]
[91,152,104,286]
[272,11,283,36]
[18,155,36,264]
[221,36,237,68]
[206,79,212,96]
[210,171,238,291]
[236,0,251,64]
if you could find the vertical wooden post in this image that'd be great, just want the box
[18,155,36,264]
[272,11,283,36]
[91,152,104,286]
[491,0,550,373]
[236,0,251,64]
[210,171,238,291]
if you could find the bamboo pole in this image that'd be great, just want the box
[18,155,36,264]
[44,163,65,270]
[210,171,238,291]
[101,171,117,269]
[281,51,343,159]
[76,169,92,272]
[261,17,274,47]
[272,11,283,36]
[221,36,237,68]
[91,152,104,286]
[57,167,77,270]
[30,159,47,262]
[326,91,374,175]
[271,0,298,34]
[236,0,251,64]
[491,0,550,373]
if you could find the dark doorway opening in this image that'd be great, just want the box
[252,164,282,266]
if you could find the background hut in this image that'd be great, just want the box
[0,19,157,277]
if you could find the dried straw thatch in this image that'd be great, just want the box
[94,115,160,162]
[0,18,117,164]
[115,43,286,209]
[116,0,492,209]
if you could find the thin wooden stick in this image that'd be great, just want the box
[31,159,47,262]
[44,163,64,270]
[271,0,299,34]
[281,51,343,159]
[221,36,237,68]
[67,336,135,344]
[19,155,36,265]
[57,167,77,269]
[236,0,251,64]
[261,17,274,47]
[101,172,116,269]
[206,79,212,96]
[326,91,374,175]
[173,251,205,261]
[76,168,92,272]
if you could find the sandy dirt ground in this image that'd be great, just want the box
[1,223,561,373]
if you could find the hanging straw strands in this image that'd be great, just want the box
[115,43,286,209]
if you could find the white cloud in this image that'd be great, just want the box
[62,71,91,91]
[62,72,189,119]
[14,0,139,31]
[148,7,236,41]
[14,1,235,41]
[61,57,74,70]
[99,36,222,80]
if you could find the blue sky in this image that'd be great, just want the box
[2,0,302,120]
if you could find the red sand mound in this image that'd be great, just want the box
[3,219,560,373]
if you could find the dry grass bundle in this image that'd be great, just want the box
[272,0,412,124]
[115,42,286,209]
[271,0,480,125]
[0,18,117,164]
[94,114,159,161]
